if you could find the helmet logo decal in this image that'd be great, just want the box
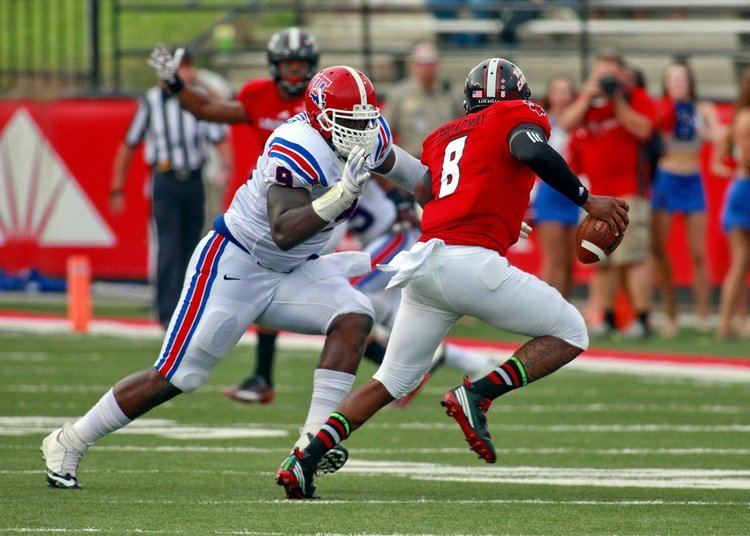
[513,66,527,91]
[310,74,332,108]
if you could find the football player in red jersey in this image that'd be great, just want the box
[152,27,318,133]
[149,28,319,404]
[276,58,629,499]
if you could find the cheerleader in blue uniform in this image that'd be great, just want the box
[535,75,581,298]
[651,62,722,336]
[713,69,750,339]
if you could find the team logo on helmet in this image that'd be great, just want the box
[310,74,332,108]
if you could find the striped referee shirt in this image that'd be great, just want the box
[125,86,228,171]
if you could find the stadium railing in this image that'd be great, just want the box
[2,0,749,99]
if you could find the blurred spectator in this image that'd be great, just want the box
[712,68,750,339]
[626,66,664,190]
[427,0,492,47]
[535,75,580,297]
[651,62,722,337]
[500,0,543,46]
[110,50,232,327]
[559,50,655,338]
[386,41,462,158]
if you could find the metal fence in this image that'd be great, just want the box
[0,0,104,94]
[2,0,750,97]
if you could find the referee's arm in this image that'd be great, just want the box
[207,124,234,187]
[110,97,149,214]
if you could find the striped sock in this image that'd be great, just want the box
[469,356,528,400]
[298,412,352,466]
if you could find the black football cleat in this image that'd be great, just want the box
[276,448,318,500]
[441,377,496,463]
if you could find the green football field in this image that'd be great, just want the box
[1,331,749,535]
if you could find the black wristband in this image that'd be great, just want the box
[166,75,184,94]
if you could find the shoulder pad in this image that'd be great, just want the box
[267,121,333,187]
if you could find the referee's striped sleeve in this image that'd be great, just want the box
[125,97,150,147]
[204,122,228,144]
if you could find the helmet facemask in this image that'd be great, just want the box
[317,104,380,159]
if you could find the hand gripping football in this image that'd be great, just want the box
[576,215,625,264]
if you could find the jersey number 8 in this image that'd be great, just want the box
[439,136,467,198]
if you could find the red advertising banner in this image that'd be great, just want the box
[0,98,737,285]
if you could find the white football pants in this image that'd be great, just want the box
[373,241,589,398]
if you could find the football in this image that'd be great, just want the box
[576,215,626,264]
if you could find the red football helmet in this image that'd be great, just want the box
[305,65,381,158]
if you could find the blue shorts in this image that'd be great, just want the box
[651,169,706,213]
[534,182,580,227]
[722,178,750,232]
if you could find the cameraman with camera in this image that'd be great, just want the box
[559,50,656,338]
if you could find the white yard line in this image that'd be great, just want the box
[3,415,750,438]
[0,416,287,440]
[364,423,750,432]
[339,460,750,490]
[7,464,750,491]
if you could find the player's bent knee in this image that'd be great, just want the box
[157,346,223,393]
[372,361,427,399]
[558,303,589,351]
[168,371,207,393]
[544,301,589,352]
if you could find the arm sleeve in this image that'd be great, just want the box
[378,144,429,193]
[508,123,589,207]
[125,97,150,148]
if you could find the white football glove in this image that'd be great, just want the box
[147,43,184,83]
[340,146,371,196]
[519,221,533,240]
[312,145,371,222]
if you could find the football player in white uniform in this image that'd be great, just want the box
[41,64,429,489]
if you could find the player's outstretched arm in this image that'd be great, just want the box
[374,145,429,195]
[509,122,629,235]
[175,87,249,124]
[148,43,248,124]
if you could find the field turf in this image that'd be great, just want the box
[1,331,749,535]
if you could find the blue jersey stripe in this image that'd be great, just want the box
[269,136,328,187]
[269,150,316,185]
